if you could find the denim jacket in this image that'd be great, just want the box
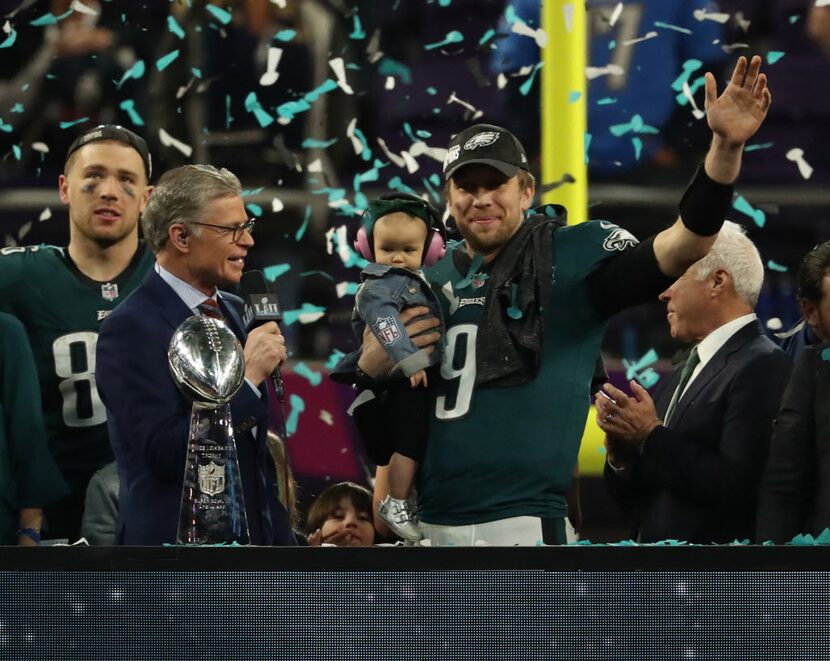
[332,263,443,380]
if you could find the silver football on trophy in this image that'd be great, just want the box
[168,316,245,408]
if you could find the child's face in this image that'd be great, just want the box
[320,497,376,546]
[373,212,428,270]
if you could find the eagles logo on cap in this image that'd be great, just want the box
[443,123,529,180]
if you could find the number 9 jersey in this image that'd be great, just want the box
[0,244,154,493]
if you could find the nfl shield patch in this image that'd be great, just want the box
[373,316,402,346]
[101,282,119,301]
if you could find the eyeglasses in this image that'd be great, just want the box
[191,218,256,243]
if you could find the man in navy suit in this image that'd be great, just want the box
[597,222,791,544]
[96,164,295,545]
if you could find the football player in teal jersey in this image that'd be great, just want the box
[356,56,773,545]
[0,125,154,541]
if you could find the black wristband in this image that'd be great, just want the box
[354,365,380,389]
[678,164,734,236]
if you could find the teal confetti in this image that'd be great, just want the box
[59,118,90,129]
[242,187,265,196]
[156,49,180,72]
[340,282,360,296]
[293,362,323,387]
[352,127,372,161]
[744,142,773,152]
[507,284,522,319]
[325,349,346,370]
[609,114,658,137]
[12,145,21,160]
[245,203,262,216]
[822,348,830,362]
[416,129,432,139]
[167,15,185,39]
[623,349,658,381]
[116,60,146,89]
[225,94,233,129]
[439,0,452,6]
[597,446,606,454]
[191,67,202,79]
[244,92,275,127]
[300,270,335,280]
[424,30,464,50]
[274,29,296,42]
[0,26,17,48]
[479,28,496,46]
[584,132,592,164]
[596,97,617,105]
[519,62,542,96]
[119,99,145,126]
[504,5,519,25]
[426,86,438,95]
[568,90,581,103]
[671,59,703,92]
[30,9,73,26]
[283,303,327,326]
[349,13,365,39]
[767,260,788,273]
[276,79,338,121]
[263,264,291,281]
[285,394,305,436]
[10,103,23,113]
[403,122,419,144]
[631,136,643,161]
[206,4,232,25]
[654,20,692,34]
[767,51,785,65]
[302,138,338,148]
[733,194,766,228]
[608,39,616,49]
[387,176,419,197]
[0,119,12,133]
[355,166,380,185]
[378,57,412,84]
[674,75,705,106]
[295,206,311,241]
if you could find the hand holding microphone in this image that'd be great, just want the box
[239,270,285,398]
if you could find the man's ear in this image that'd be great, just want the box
[710,268,731,296]
[802,298,819,328]
[58,174,69,204]
[520,180,535,213]
[170,224,189,252]
[140,185,154,212]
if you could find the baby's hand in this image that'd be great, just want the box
[410,370,428,388]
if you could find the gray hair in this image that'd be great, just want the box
[141,164,242,253]
[692,220,764,308]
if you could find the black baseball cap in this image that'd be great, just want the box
[65,124,152,179]
[442,123,529,180]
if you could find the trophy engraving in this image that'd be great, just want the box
[169,316,249,544]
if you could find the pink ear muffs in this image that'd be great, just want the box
[354,193,448,267]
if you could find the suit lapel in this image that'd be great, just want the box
[667,321,761,427]
[143,270,194,330]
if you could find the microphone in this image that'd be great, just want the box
[239,270,285,402]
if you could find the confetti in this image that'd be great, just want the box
[244,92,275,128]
[158,128,193,157]
[654,21,692,34]
[116,60,146,89]
[424,30,464,51]
[335,281,360,298]
[274,29,296,42]
[510,19,548,48]
[329,58,354,95]
[293,362,322,386]
[263,264,291,281]
[766,51,785,65]
[0,21,16,49]
[283,304,327,325]
[622,31,658,46]
[119,99,144,126]
[766,261,788,273]
[167,15,185,39]
[692,9,730,24]
[206,4,232,25]
[70,1,98,16]
[785,148,813,180]
[732,194,766,228]
[295,206,311,241]
[319,410,334,426]
[38,208,51,222]
[285,394,305,436]
[259,47,283,86]
[59,118,90,129]
[586,64,624,80]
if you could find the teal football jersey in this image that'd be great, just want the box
[0,244,154,492]
[418,219,638,525]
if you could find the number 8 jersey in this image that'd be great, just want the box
[0,244,153,493]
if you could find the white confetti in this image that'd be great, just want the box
[563,2,574,33]
[271,197,284,213]
[31,142,49,153]
[329,57,354,95]
[447,92,484,120]
[259,47,283,86]
[158,129,193,157]
[319,410,334,425]
[270,0,287,8]
[384,76,395,90]
[622,31,659,46]
[766,317,783,331]
[70,0,98,15]
[682,81,706,119]
[335,282,352,298]
[38,207,51,222]
[497,72,508,89]
[307,158,323,173]
[408,140,446,163]
[786,148,814,180]
[608,2,623,27]
[586,64,625,79]
[693,9,730,24]
[17,222,31,240]
[346,117,364,156]
[2,20,11,36]
[510,19,548,48]
[376,137,407,169]
[298,311,326,324]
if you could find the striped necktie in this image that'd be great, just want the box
[198,297,224,320]
[663,345,700,425]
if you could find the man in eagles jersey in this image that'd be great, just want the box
[0,125,154,541]
[354,56,773,545]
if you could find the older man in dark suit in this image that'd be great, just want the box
[96,164,294,545]
[597,221,791,544]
